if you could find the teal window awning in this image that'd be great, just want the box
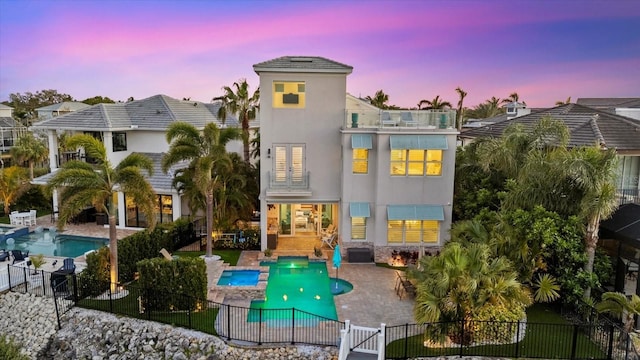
[389,135,448,150]
[387,205,444,221]
[350,202,371,217]
[352,134,373,149]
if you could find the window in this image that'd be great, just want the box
[125,194,173,227]
[273,81,305,108]
[273,144,306,186]
[387,220,439,244]
[351,217,366,239]
[112,132,127,152]
[390,149,442,176]
[353,149,368,174]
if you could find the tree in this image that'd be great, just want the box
[4,89,74,124]
[48,134,156,291]
[250,129,260,160]
[562,146,619,300]
[162,122,240,257]
[365,90,390,109]
[555,97,572,106]
[10,132,48,180]
[596,292,640,335]
[0,166,29,214]
[81,96,116,105]
[466,97,504,119]
[417,95,452,110]
[213,79,260,163]
[502,92,525,105]
[455,87,467,131]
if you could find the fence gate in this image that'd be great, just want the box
[349,324,382,355]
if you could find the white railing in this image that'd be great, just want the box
[338,322,386,360]
[346,109,456,130]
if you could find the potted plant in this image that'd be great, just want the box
[30,254,46,275]
[264,248,273,258]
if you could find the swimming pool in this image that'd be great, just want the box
[217,270,260,286]
[250,256,338,321]
[1,229,108,258]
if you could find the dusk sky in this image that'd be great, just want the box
[1,0,639,109]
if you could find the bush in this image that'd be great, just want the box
[118,228,172,282]
[137,257,207,311]
[78,247,110,298]
[0,335,28,360]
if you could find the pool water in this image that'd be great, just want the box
[217,270,260,286]
[2,229,108,258]
[249,256,338,322]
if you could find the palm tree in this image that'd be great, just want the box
[365,90,390,109]
[162,122,240,258]
[48,134,156,291]
[417,95,452,110]
[213,79,260,164]
[466,97,504,119]
[562,146,619,300]
[502,92,525,105]
[555,97,572,106]
[0,166,29,214]
[249,129,260,160]
[455,87,467,131]
[596,292,640,335]
[10,133,48,180]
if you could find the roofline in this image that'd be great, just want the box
[253,66,353,75]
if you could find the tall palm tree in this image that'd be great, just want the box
[162,122,240,257]
[365,90,390,109]
[455,87,467,131]
[417,95,452,110]
[502,92,525,105]
[555,97,572,106]
[0,166,29,214]
[10,133,48,180]
[562,146,619,300]
[48,134,156,291]
[213,79,260,164]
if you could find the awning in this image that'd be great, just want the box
[387,205,444,221]
[350,202,371,217]
[390,135,448,150]
[352,134,373,149]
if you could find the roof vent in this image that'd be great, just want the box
[290,57,314,62]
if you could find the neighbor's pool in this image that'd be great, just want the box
[2,229,108,258]
[249,256,340,322]
[217,270,260,286]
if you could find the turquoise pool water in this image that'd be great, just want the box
[249,256,338,322]
[217,270,260,286]
[2,229,108,258]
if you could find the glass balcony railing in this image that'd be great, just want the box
[268,171,310,190]
[345,109,457,130]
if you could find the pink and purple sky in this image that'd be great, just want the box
[1,0,639,109]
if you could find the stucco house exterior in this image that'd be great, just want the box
[30,95,242,228]
[254,56,457,263]
[0,104,28,165]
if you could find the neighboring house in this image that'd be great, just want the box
[254,56,457,262]
[459,103,640,204]
[0,104,28,165]
[35,101,91,120]
[576,98,640,118]
[30,95,241,228]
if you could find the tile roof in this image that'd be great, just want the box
[576,98,640,110]
[36,102,91,112]
[30,95,239,131]
[0,117,25,128]
[0,104,13,110]
[460,103,640,150]
[253,56,353,74]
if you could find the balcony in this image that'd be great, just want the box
[266,171,311,197]
[618,188,640,205]
[345,109,457,130]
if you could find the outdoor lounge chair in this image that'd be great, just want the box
[0,249,8,262]
[58,257,76,273]
[160,248,173,261]
[11,250,29,265]
[322,232,338,249]
[400,112,417,127]
[381,111,395,127]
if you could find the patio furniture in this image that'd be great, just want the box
[0,249,8,262]
[23,209,37,226]
[347,247,372,263]
[400,112,417,127]
[381,111,395,127]
[11,250,29,265]
[159,248,173,261]
[395,270,416,299]
[58,257,76,274]
[322,232,338,249]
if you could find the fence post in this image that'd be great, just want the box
[291,308,295,344]
[52,286,62,329]
[459,320,464,357]
[22,266,28,293]
[7,264,12,291]
[41,270,46,296]
[570,324,579,360]
[187,306,192,329]
[226,304,231,341]
[514,321,520,358]
[258,308,262,345]
[404,323,409,359]
[607,324,614,360]
[72,274,78,303]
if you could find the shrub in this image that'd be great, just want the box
[118,227,172,282]
[0,335,28,360]
[137,257,207,311]
[78,247,110,298]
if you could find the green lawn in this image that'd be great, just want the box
[174,249,241,265]
[385,304,606,359]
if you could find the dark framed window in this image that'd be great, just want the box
[113,132,127,152]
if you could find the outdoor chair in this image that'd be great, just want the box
[400,112,417,127]
[159,248,173,261]
[11,250,29,265]
[0,249,8,262]
[58,257,76,273]
[322,232,338,249]
[321,224,336,238]
[381,111,395,127]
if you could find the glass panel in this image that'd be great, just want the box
[291,145,304,182]
[279,204,292,235]
[161,195,173,224]
[351,217,366,240]
[298,83,305,92]
[426,150,443,176]
[274,83,284,92]
[274,146,287,182]
[405,220,421,243]
[387,220,403,243]
[390,149,406,176]
[422,220,439,243]
[353,149,368,174]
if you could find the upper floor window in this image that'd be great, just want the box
[273,81,305,108]
[352,134,372,174]
[113,132,127,152]
[390,149,442,176]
